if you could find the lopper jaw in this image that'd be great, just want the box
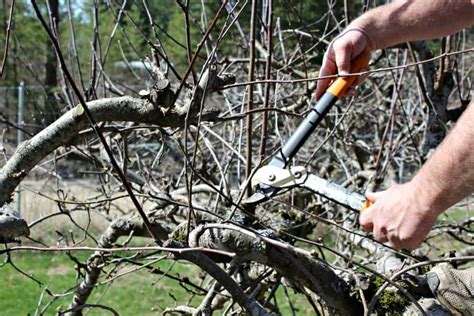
[244,165,368,212]
[244,166,307,205]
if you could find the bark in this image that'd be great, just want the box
[45,0,59,90]
[189,224,363,315]
[44,0,61,122]
[44,0,59,89]
[0,204,29,242]
[410,41,457,157]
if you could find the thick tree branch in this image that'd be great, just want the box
[165,240,273,316]
[0,96,219,206]
[409,41,458,156]
[189,223,363,315]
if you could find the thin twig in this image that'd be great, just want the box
[258,0,274,161]
[0,0,15,78]
[245,0,258,198]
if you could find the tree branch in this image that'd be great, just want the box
[66,217,170,315]
[165,239,273,316]
[189,223,363,315]
[0,204,29,242]
[0,96,220,206]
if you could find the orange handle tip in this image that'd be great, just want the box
[326,53,369,98]
[360,199,374,213]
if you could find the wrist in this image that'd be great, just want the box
[347,4,402,50]
[347,17,378,50]
[408,176,446,217]
[345,26,376,51]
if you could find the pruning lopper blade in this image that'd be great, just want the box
[245,164,372,212]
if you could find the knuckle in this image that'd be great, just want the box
[333,39,349,51]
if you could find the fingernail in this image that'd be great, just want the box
[339,70,349,76]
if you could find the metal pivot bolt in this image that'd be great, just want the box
[267,174,276,182]
[294,171,302,179]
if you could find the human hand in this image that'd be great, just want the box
[315,28,374,100]
[359,182,440,250]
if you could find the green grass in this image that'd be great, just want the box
[439,207,472,224]
[0,251,315,315]
[0,251,201,315]
[7,206,468,315]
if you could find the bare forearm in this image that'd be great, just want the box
[411,101,474,215]
[348,1,474,250]
[351,0,474,50]
[359,102,474,249]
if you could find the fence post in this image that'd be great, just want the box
[16,81,24,213]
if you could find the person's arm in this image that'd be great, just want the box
[359,100,474,249]
[315,0,474,99]
[353,0,474,50]
[314,0,474,249]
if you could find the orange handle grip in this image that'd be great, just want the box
[359,199,374,213]
[326,53,370,98]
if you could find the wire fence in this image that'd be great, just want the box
[0,84,59,148]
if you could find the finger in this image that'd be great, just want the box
[386,231,402,250]
[400,238,421,251]
[345,87,356,97]
[315,55,337,100]
[373,226,388,243]
[333,41,352,75]
[359,205,374,231]
[365,190,384,201]
[354,67,369,86]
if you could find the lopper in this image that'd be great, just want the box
[244,54,373,213]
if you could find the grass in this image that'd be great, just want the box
[0,251,315,315]
[439,206,472,224]
[0,251,201,315]
[3,179,315,315]
[431,206,473,253]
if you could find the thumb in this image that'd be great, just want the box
[365,190,384,201]
[359,191,383,231]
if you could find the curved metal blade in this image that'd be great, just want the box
[300,174,366,212]
[243,185,278,205]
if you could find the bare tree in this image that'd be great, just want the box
[0,0,472,315]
